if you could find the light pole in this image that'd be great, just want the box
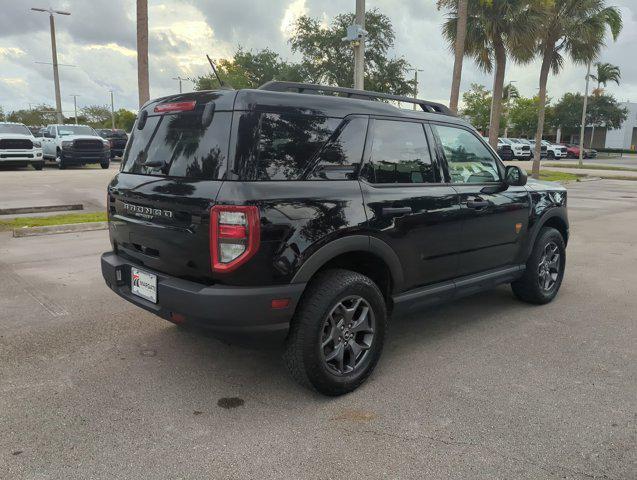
[354,0,365,90]
[31,7,70,124]
[504,80,517,138]
[69,94,79,124]
[172,76,184,93]
[408,68,424,110]
[109,90,115,129]
[578,61,592,167]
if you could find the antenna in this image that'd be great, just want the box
[206,54,226,88]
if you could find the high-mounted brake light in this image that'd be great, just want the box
[153,101,196,113]
[210,205,260,273]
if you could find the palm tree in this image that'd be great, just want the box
[438,0,469,114]
[442,0,539,148]
[136,0,150,107]
[588,61,620,147]
[530,0,622,178]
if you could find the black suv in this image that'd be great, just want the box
[102,82,568,396]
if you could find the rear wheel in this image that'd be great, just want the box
[284,269,387,396]
[512,227,565,304]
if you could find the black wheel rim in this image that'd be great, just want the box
[538,241,560,291]
[320,295,375,375]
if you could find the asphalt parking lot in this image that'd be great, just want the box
[1,170,636,479]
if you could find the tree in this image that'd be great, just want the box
[460,84,492,133]
[195,47,304,90]
[551,91,627,138]
[81,105,111,127]
[289,9,414,95]
[531,0,622,178]
[7,105,58,126]
[438,0,469,113]
[114,109,137,132]
[136,0,149,107]
[442,0,539,149]
[509,95,554,138]
[502,82,520,137]
[590,61,621,95]
[0,106,4,122]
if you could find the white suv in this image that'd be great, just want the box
[41,124,110,169]
[501,138,531,159]
[0,122,44,170]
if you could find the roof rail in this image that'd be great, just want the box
[258,81,454,116]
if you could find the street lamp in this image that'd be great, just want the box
[30,7,71,124]
[69,94,79,124]
[408,68,424,110]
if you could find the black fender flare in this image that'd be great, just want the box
[291,235,404,292]
[525,207,569,258]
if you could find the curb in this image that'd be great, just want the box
[0,204,83,216]
[13,221,108,238]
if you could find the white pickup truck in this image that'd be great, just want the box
[0,122,44,170]
[41,124,110,169]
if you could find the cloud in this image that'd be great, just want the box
[0,0,635,117]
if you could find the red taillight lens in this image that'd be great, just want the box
[153,101,196,113]
[210,205,260,273]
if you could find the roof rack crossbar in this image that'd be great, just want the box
[258,81,453,116]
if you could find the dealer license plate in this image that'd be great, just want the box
[131,268,157,303]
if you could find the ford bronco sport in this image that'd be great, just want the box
[102,82,568,396]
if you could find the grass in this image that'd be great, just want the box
[544,163,637,172]
[538,170,584,182]
[0,212,107,231]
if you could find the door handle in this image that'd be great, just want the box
[382,206,412,216]
[466,199,491,209]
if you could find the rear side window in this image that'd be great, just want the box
[363,120,435,184]
[122,111,230,179]
[234,112,340,181]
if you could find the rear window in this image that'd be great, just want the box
[233,112,341,181]
[122,111,230,179]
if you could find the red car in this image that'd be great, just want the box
[561,143,598,159]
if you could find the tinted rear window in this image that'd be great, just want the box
[233,112,341,181]
[122,111,230,179]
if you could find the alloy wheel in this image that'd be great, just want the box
[320,295,375,375]
[538,241,560,291]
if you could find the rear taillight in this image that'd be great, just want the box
[210,205,260,273]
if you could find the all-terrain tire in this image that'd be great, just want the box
[512,227,566,304]
[284,269,387,396]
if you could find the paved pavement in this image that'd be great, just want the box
[513,159,637,179]
[1,178,636,479]
[0,163,118,212]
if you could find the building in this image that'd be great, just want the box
[567,101,637,150]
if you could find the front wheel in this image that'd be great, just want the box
[33,162,44,171]
[284,269,387,396]
[100,160,110,169]
[512,227,566,304]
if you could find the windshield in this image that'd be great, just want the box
[500,138,512,145]
[0,124,31,135]
[58,125,97,136]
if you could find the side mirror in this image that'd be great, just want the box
[505,165,527,187]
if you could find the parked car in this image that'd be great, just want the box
[483,137,515,161]
[41,124,110,169]
[97,129,128,159]
[561,143,597,159]
[0,122,44,170]
[528,139,548,158]
[101,82,569,396]
[540,140,568,159]
[502,138,532,159]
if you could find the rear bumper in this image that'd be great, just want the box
[101,251,304,336]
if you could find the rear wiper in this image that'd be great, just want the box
[142,159,165,168]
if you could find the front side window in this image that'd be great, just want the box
[364,120,435,184]
[433,124,501,184]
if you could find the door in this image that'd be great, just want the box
[43,126,56,157]
[360,118,463,292]
[431,123,531,277]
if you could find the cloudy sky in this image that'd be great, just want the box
[0,0,635,116]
